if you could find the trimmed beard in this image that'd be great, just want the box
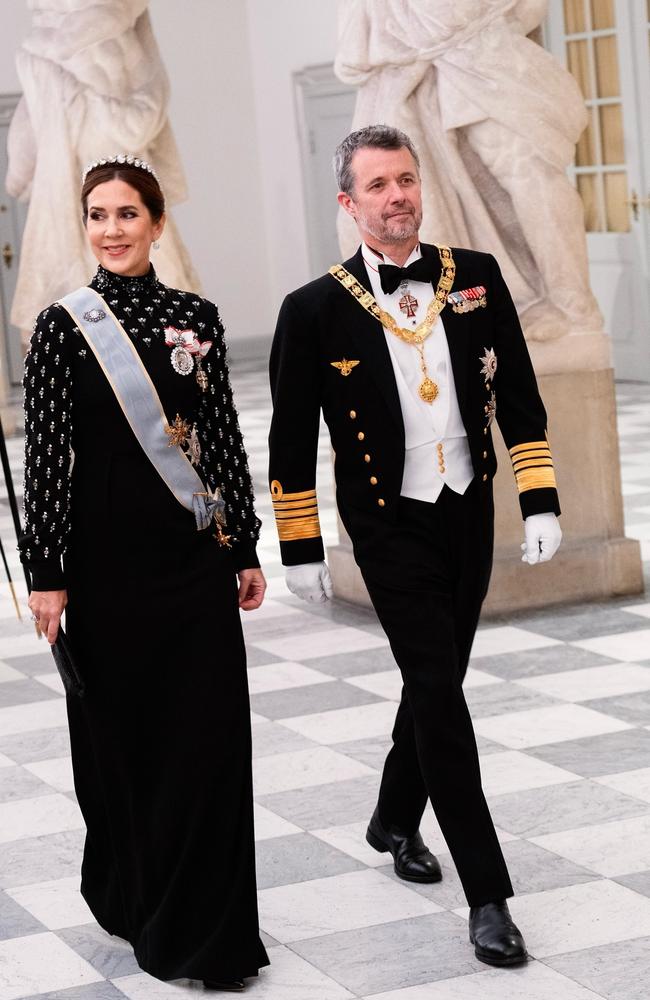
[357,206,422,244]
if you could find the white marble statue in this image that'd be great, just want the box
[335,0,603,341]
[6,0,200,334]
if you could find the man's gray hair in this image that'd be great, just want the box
[333,125,420,196]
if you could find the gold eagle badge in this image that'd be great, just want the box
[330,358,360,376]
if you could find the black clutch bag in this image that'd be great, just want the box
[51,626,85,697]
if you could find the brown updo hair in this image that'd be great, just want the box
[81,164,165,223]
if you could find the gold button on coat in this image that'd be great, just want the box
[483,450,488,459]
[483,473,488,481]
[349,410,357,419]
[378,498,385,507]
[370,476,378,485]
[357,432,365,441]
[364,454,371,463]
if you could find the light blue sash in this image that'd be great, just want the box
[59,286,221,531]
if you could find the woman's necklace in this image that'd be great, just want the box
[329,246,455,404]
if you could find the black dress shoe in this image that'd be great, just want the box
[203,979,245,992]
[469,901,527,966]
[366,807,442,883]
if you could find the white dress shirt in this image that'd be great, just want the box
[362,242,474,503]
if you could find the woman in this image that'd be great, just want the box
[20,156,269,991]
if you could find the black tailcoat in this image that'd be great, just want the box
[269,243,559,565]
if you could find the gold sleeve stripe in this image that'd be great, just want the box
[515,467,557,493]
[273,498,318,512]
[512,449,551,463]
[509,441,549,457]
[271,487,322,542]
[274,508,319,520]
[276,516,322,542]
[513,458,555,471]
[509,439,556,493]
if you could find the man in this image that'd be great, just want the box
[268,125,562,967]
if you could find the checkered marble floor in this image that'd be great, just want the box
[1,373,649,1000]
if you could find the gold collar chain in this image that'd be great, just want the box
[329,246,456,346]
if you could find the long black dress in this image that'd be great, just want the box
[20,265,269,982]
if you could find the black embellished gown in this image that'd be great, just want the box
[20,266,269,982]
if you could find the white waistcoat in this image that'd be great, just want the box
[362,243,474,503]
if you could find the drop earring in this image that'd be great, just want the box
[152,240,160,250]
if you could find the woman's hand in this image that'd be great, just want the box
[28,590,67,644]
[237,568,266,611]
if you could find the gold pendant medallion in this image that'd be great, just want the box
[419,377,439,404]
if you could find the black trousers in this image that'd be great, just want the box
[355,480,513,906]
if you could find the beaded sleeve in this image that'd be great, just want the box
[194,303,261,570]
[20,305,74,590]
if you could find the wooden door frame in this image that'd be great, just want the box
[293,63,355,278]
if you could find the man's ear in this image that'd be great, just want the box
[337,191,357,219]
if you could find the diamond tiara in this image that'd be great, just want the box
[82,154,159,184]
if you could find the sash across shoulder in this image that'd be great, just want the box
[59,286,223,532]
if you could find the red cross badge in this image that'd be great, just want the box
[398,293,418,318]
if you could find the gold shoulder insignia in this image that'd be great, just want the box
[331,359,360,376]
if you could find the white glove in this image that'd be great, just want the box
[286,561,334,603]
[521,513,562,565]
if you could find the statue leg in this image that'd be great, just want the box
[465,120,602,335]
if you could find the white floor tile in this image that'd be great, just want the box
[624,522,650,541]
[258,869,441,943]
[24,756,75,793]
[251,627,388,662]
[573,629,650,662]
[280,701,398,745]
[474,703,630,749]
[367,961,602,1000]
[248,945,355,999]
[0,751,15,768]
[0,632,52,658]
[345,669,402,701]
[0,660,24,683]
[0,932,101,1000]
[0,698,67,737]
[479,750,579,796]
[111,974,197,999]
[517,662,650,701]
[253,746,375,795]
[311,821,391,868]
[621,482,650,496]
[463,668,504,689]
[532,813,650,877]
[241,599,306,622]
[248,661,334,695]
[0,793,85,843]
[595,766,650,803]
[470,627,561,658]
[622,602,650,619]
[251,711,268,726]
[34,672,66,695]
[456,880,650,957]
[254,803,303,841]
[7,875,93,929]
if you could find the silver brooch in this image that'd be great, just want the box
[83,308,106,323]
[170,345,194,376]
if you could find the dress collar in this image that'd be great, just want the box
[90,264,160,297]
[361,241,422,273]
